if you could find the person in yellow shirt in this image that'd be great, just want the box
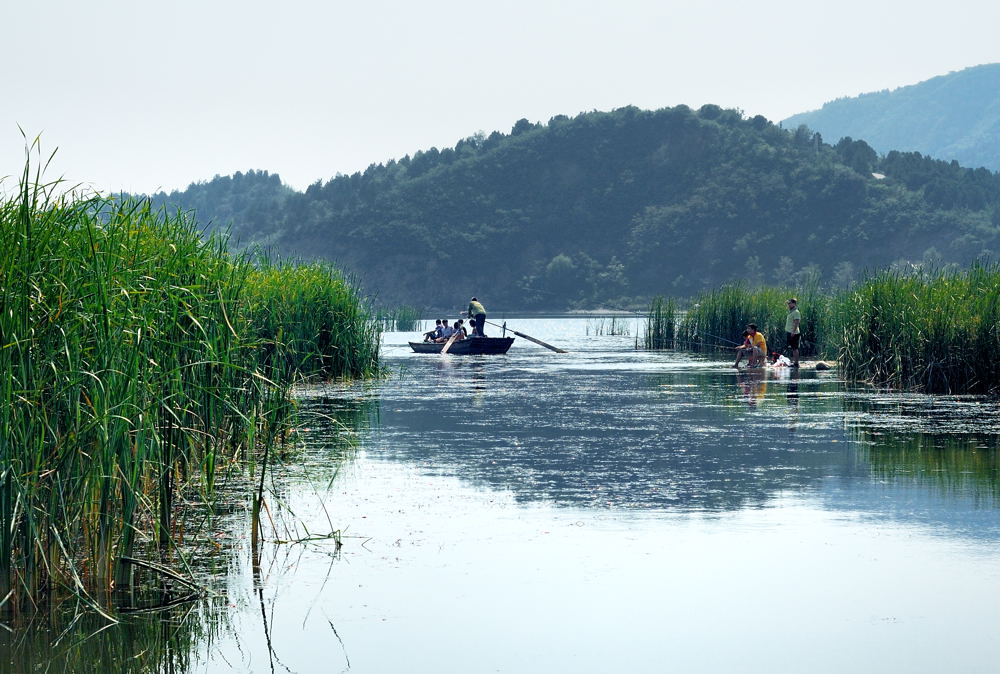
[467,297,487,337]
[733,323,766,368]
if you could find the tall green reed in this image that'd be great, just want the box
[677,283,829,357]
[0,159,379,614]
[245,259,381,381]
[834,264,1000,392]
[377,305,422,332]
[643,296,676,349]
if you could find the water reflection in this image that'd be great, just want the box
[0,601,223,674]
[352,320,1000,532]
[366,360,856,513]
[0,395,376,673]
[7,317,1000,672]
[859,432,1000,504]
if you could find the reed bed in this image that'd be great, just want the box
[378,305,423,332]
[647,267,1000,393]
[676,283,829,357]
[643,296,676,349]
[246,261,381,380]
[0,164,379,614]
[834,265,1000,393]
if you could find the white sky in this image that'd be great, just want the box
[4,0,1000,195]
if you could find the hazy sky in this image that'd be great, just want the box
[5,0,1000,195]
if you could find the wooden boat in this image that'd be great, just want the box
[408,336,514,355]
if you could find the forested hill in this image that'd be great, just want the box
[783,63,1000,171]
[146,105,1000,310]
[146,170,294,247]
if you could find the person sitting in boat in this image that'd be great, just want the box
[424,319,443,342]
[453,319,468,340]
[434,320,456,343]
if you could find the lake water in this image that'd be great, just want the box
[5,317,1000,673]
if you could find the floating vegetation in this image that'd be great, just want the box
[0,153,380,615]
[643,296,676,349]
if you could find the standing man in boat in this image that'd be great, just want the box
[467,297,487,337]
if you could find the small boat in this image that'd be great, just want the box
[408,337,514,355]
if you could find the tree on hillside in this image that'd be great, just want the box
[142,104,1000,309]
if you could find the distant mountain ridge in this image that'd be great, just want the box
[142,105,1000,310]
[784,63,1000,171]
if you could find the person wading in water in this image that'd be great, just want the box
[785,297,801,368]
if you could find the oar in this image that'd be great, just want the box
[440,331,460,355]
[483,320,567,353]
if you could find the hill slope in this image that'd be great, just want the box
[145,105,1000,310]
[784,63,1000,171]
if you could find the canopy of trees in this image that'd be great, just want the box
[141,105,1000,309]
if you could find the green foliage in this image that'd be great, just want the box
[245,260,381,379]
[377,305,423,332]
[677,284,825,357]
[0,159,379,613]
[644,296,677,349]
[833,264,1000,393]
[145,104,1000,310]
[655,263,1000,393]
[143,169,293,246]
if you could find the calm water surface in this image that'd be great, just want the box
[6,317,1000,673]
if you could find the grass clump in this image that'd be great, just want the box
[246,260,381,380]
[587,316,632,337]
[643,296,676,349]
[677,284,827,357]
[377,305,423,332]
[645,266,1000,393]
[0,157,380,614]
[834,265,1000,393]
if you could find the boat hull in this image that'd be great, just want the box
[409,337,514,355]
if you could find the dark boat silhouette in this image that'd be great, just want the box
[408,337,514,355]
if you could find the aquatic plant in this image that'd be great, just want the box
[385,304,423,332]
[378,304,423,332]
[676,283,829,357]
[834,264,1000,393]
[587,315,633,337]
[643,296,676,349]
[245,259,381,380]
[0,153,380,614]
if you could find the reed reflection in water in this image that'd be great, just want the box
[6,317,1000,673]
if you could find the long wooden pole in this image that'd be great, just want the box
[483,320,567,353]
[440,330,460,355]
